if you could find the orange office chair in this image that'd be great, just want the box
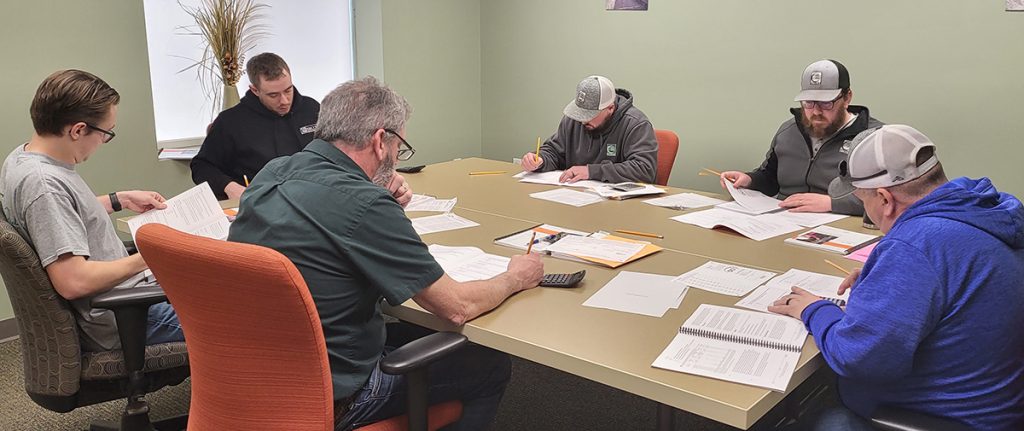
[136,224,465,431]
[654,129,680,186]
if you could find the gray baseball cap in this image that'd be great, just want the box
[564,75,616,122]
[794,59,850,102]
[828,125,940,199]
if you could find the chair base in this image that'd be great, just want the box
[87,414,188,431]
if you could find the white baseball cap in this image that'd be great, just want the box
[828,125,940,199]
[564,75,616,122]
[794,59,850,102]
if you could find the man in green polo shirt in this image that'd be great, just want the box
[229,76,543,431]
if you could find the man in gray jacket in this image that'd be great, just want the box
[721,60,883,215]
[521,75,657,183]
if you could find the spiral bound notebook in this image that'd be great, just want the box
[652,304,808,392]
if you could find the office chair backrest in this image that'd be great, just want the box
[654,129,680,186]
[136,224,334,431]
[0,211,84,407]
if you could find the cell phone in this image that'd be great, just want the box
[539,270,586,288]
[396,165,425,173]
[611,182,644,192]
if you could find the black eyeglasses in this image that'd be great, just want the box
[85,123,116,143]
[384,129,415,161]
[800,93,845,111]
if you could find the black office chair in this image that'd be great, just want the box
[0,212,189,430]
[870,406,973,431]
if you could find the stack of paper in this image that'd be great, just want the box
[583,272,689,317]
[764,211,848,228]
[514,171,605,189]
[672,261,777,296]
[157,147,200,160]
[427,244,509,282]
[127,182,230,241]
[405,194,457,212]
[544,235,646,263]
[671,208,804,241]
[735,269,847,313]
[784,225,880,254]
[724,181,783,214]
[591,183,666,200]
[529,188,604,207]
[493,224,589,254]
[644,193,727,210]
[410,213,479,235]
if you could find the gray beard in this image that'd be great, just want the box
[372,155,396,188]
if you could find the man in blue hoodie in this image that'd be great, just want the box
[769,125,1024,430]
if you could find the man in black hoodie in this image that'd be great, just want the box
[720,60,883,215]
[520,75,658,184]
[190,53,320,200]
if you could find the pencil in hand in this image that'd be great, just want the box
[526,231,537,254]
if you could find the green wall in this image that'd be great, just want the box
[479,0,1024,197]
[0,1,197,321]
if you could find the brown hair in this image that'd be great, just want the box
[30,69,120,137]
[246,52,291,88]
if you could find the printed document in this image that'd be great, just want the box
[127,182,229,241]
[670,208,804,241]
[583,272,688,317]
[644,193,727,210]
[763,211,848,228]
[544,234,646,263]
[405,194,457,212]
[724,181,784,214]
[514,171,605,189]
[735,269,848,313]
[653,304,808,392]
[493,224,589,254]
[410,213,479,235]
[672,261,777,296]
[427,244,509,282]
[529,189,604,207]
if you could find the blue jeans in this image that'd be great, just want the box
[336,323,512,431]
[145,301,185,345]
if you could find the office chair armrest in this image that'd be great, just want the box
[380,331,468,375]
[90,285,167,311]
[870,406,973,431]
[123,240,138,255]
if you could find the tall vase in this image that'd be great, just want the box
[222,83,241,111]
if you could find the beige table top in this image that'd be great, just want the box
[390,208,826,429]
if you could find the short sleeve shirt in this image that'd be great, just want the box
[227,139,445,400]
[1,144,145,351]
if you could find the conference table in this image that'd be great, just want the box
[382,158,874,430]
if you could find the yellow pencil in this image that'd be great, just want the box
[535,137,541,157]
[243,175,250,187]
[823,259,852,275]
[701,167,723,176]
[469,171,507,176]
[526,231,537,254]
[615,229,664,239]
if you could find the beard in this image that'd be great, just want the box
[802,108,847,139]
[371,153,396,188]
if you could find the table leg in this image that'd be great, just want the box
[657,403,675,431]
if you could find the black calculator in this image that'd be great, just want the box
[539,270,586,288]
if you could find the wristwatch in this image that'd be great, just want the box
[109,192,122,212]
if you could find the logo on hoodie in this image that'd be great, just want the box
[299,124,317,135]
[840,139,853,154]
[606,143,617,157]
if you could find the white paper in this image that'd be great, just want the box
[410,213,479,235]
[157,147,199,160]
[672,261,777,297]
[544,235,646,263]
[652,304,808,392]
[405,194,457,212]
[529,189,604,207]
[493,224,590,254]
[724,181,783,214]
[735,269,848,313]
[762,211,848,228]
[591,183,666,199]
[427,244,510,282]
[583,272,687,317]
[671,208,804,241]
[514,170,605,189]
[127,182,230,241]
[644,193,727,210]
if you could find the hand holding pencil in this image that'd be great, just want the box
[520,137,544,171]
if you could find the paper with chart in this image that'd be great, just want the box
[410,213,479,235]
[544,234,646,263]
[672,261,777,296]
[583,272,689,317]
[529,188,604,207]
[652,304,808,392]
[670,208,804,241]
[514,170,605,189]
[127,182,230,241]
[427,244,510,282]
[724,181,784,214]
[735,269,848,313]
[644,193,727,210]
[405,194,457,212]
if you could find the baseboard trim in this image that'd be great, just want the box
[0,317,19,343]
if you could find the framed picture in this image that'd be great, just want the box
[1009,0,1024,11]
[606,0,649,11]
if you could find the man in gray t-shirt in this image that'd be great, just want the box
[1,70,183,351]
